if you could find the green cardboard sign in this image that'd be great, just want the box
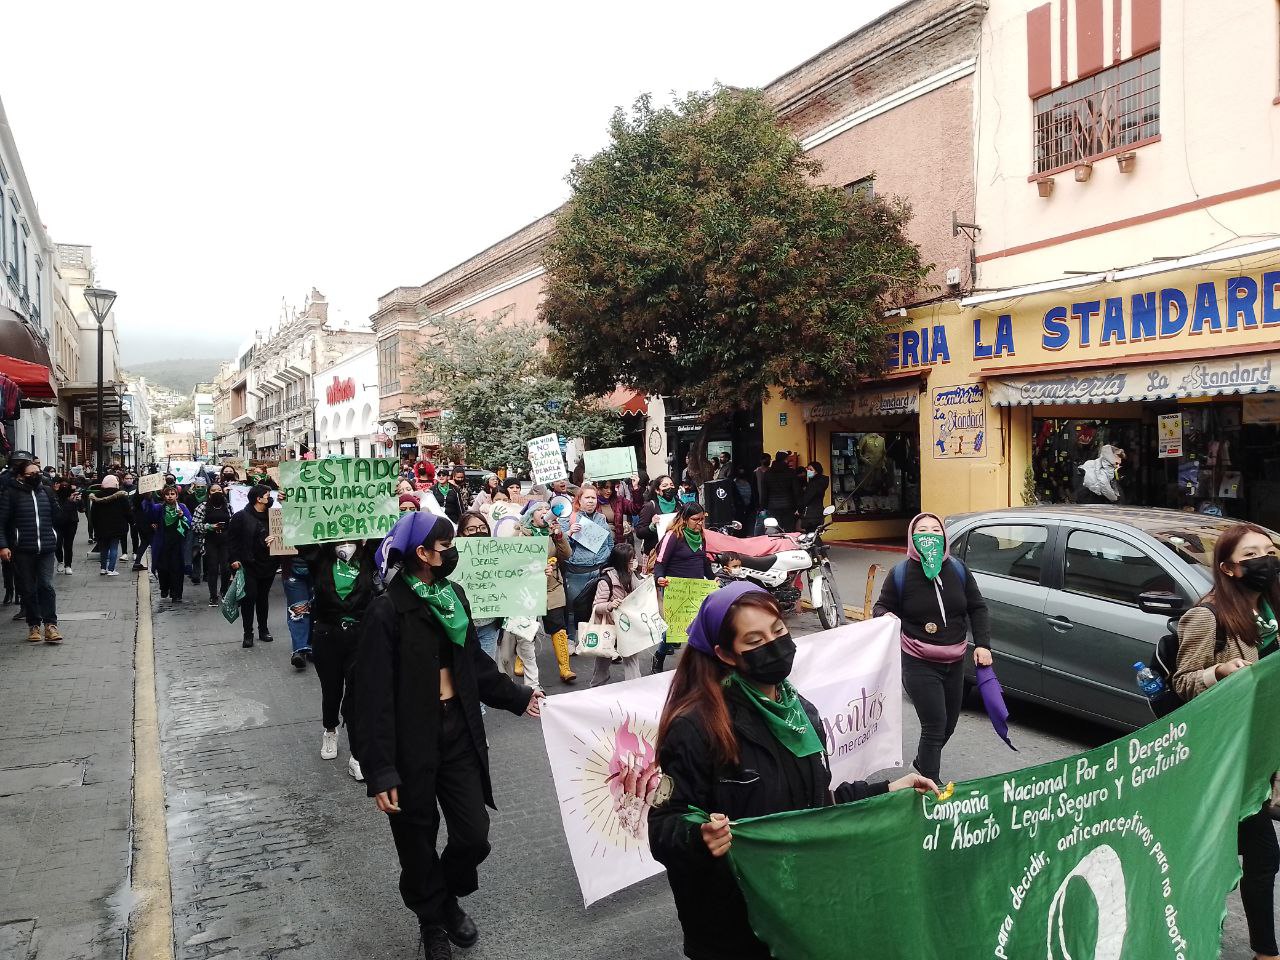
[453,537,549,619]
[279,457,399,545]
[661,577,719,645]
[582,446,638,482]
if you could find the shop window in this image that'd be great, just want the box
[1033,50,1160,174]
[828,431,918,518]
[843,176,875,199]
[1062,530,1174,605]
[964,525,1048,584]
[1031,419,1143,506]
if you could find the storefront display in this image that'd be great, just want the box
[829,430,919,518]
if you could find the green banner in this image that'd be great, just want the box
[279,458,398,545]
[727,655,1280,960]
[582,446,638,481]
[453,537,549,619]
[661,577,719,645]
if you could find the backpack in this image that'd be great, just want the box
[891,556,967,596]
[1149,602,1226,718]
[571,572,610,626]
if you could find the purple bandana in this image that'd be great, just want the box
[376,511,455,580]
[685,581,769,656]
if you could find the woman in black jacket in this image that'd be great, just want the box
[651,501,715,674]
[874,512,992,783]
[796,461,830,532]
[227,484,279,647]
[354,512,542,959]
[637,475,679,560]
[52,477,83,575]
[89,476,132,575]
[650,582,935,960]
[760,452,799,531]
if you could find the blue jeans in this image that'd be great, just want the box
[475,620,499,661]
[99,537,121,573]
[282,562,313,655]
[14,551,57,626]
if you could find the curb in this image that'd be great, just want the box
[127,573,175,960]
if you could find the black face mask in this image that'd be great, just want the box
[209,494,226,507]
[738,633,797,685]
[431,546,460,581]
[22,475,41,489]
[1239,555,1280,592]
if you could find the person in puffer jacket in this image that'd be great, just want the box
[0,454,63,643]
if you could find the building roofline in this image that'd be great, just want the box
[0,94,55,250]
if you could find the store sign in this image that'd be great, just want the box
[931,384,986,459]
[989,353,1280,406]
[326,376,356,405]
[1244,395,1280,424]
[73,407,81,428]
[1157,413,1183,458]
[804,387,920,423]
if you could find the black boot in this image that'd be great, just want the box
[419,925,452,960]
[444,899,478,949]
[242,634,254,648]
[2,588,12,605]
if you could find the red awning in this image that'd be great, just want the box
[602,387,649,416]
[0,355,55,400]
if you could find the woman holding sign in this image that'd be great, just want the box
[650,501,715,674]
[562,485,614,674]
[650,582,937,960]
[355,512,542,958]
[501,500,572,691]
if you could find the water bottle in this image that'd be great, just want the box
[1134,661,1165,699]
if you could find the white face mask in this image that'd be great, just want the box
[806,469,816,479]
[335,542,357,563]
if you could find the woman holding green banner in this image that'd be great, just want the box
[650,581,936,960]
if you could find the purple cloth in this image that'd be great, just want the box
[975,664,1016,751]
[375,511,454,579]
[685,581,767,657]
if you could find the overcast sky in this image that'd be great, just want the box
[1,0,904,363]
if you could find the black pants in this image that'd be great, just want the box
[54,520,78,567]
[1239,805,1279,954]
[313,621,360,733]
[387,701,490,929]
[239,571,275,637]
[131,522,148,562]
[156,540,186,600]
[901,652,965,783]
[204,537,230,602]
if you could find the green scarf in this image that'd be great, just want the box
[683,528,704,554]
[403,573,468,647]
[1257,599,1278,652]
[725,673,824,758]
[436,483,452,502]
[527,522,549,537]
[913,532,946,581]
[657,494,678,514]
[333,559,358,601]
[164,504,189,539]
[192,486,207,502]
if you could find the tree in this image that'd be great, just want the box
[168,398,194,421]
[408,311,623,474]
[541,87,930,482]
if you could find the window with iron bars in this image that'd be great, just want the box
[1033,50,1160,175]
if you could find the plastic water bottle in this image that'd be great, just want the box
[1134,661,1165,699]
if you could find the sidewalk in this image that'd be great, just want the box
[0,552,142,959]
[827,543,904,618]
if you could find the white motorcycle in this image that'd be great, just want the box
[712,505,845,630]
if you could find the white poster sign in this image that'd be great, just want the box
[138,473,165,494]
[169,460,203,484]
[541,617,902,905]
[228,484,250,514]
[1157,413,1183,459]
[528,433,568,486]
[569,516,609,554]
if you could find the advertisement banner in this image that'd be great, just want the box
[727,655,1280,960]
[452,537,548,619]
[541,617,901,905]
[528,433,568,486]
[1158,413,1184,458]
[278,457,398,545]
[582,446,638,482]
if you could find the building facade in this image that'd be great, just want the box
[313,346,378,457]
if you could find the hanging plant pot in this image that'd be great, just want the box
[1116,151,1136,173]
[1073,162,1093,182]
[1036,177,1055,198]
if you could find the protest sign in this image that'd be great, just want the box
[453,537,548,619]
[169,460,203,484]
[541,617,900,905]
[653,511,677,540]
[267,508,297,557]
[569,517,609,554]
[582,447,637,482]
[728,654,1280,960]
[138,473,165,494]
[278,457,398,545]
[660,577,718,645]
[528,433,567,486]
[227,484,250,514]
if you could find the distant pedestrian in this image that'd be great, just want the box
[0,455,63,643]
[227,484,280,647]
[52,476,83,575]
[88,475,132,576]
[193,483,232,606]
[145,486,193,604]
[796,461,830,533]
[760,451,800,532]
[498,500,571,693]
[589,542,643,687]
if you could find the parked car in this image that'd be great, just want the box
[945,506,1280,730]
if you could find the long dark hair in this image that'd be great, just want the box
[648,475,674,502]
[1206,523,1280,645]
[607,542,635,593]
[656,592,783,767]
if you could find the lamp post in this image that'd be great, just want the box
[83,288,117,474]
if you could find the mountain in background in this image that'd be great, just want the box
[124,359,225,394]
[119,331,242,367]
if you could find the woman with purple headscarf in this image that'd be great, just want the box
[356,511,543,959]
[649,582,936,960]
[874,512,992,784]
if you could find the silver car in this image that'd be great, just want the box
[946,506,1278,730]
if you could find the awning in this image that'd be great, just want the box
[601,387,649,416]
[985,350,1280,407]
[803,373,922,422]
[0,307,52,368]
[0,354,55,401]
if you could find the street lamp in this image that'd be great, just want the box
[83,287,117,474]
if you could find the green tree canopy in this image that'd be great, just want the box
[541,87,930,419]
[409,312,622,474]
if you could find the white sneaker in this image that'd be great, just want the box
[320,729,338,760]
[106,570,120,577]
[63,566,73,575]
[348,756,364,781]
[99,570,107,576]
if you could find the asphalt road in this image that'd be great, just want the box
[150,586,1260,959]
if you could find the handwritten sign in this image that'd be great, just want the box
[583,446,638,482]
[453,537,548,619]
[279,457,398,545]
[528,433,567,486]
[138,473,165,494]
[268,507,298,557]
[570,516,610,555]
[660,577,719,645]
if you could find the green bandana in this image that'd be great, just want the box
[1257,599,1278,652]
[333,559,358,601]
[164,504,189,539]
[527,522,549,537]
[726,673,824,758]
[436,483,451,501]
[913,532,946,581]
[683,529,704,553]
[657,494,678,514]
[403,573,468,647]
[192,486,207,502]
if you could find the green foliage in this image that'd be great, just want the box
[408,312,622,473]
[541,87,930,417]
[1022,464,1039,506]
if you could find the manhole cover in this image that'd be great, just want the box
[57,610,114,621]
[0,760,87,797]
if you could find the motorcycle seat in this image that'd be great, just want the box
[727,553,778,572]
